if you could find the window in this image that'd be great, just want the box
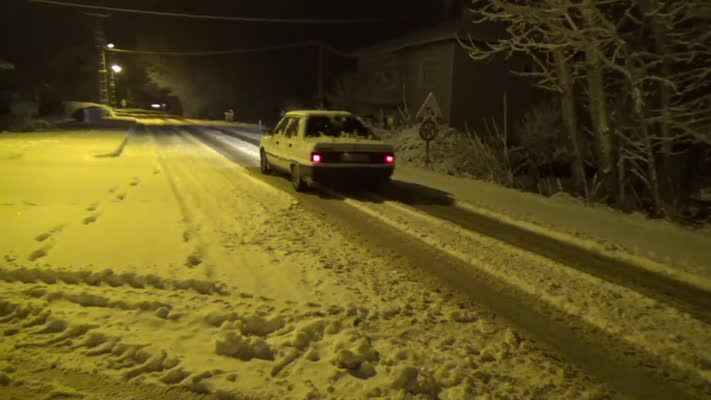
[305,115,373,138]
[285,117,300,138]
[274,117,289,135]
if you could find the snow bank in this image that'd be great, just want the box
[380,126,711,290]
[391,162,711,292]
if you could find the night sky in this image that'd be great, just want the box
[1,0,461,119]
[2,1,454,69]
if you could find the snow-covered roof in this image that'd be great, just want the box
[286,110,352,117]
[0,59,15,70]
[352,19,503,57]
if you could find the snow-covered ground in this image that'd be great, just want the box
[1,125,623,399]
[338,191,711,392]
[211,124,711,396]
[378,128,711,293]
[221,125,711,291]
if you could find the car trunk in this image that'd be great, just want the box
[311,139,394,154]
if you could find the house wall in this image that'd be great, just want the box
[0,70,16,114]
[450,46,540,140]
[399,42,455,123]
[353,41,455,123]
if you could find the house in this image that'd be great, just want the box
[339,18,541,137]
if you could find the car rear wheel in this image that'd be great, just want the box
[260,149,271,175]
[291,164,306,192]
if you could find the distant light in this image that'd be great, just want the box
[151,104,162,109]
[111,64,123,73]
[106,43,115,49]
[385,154,395,164]
[311,153,322,163]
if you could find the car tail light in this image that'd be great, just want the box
[311,153,323,163]
[385,154,395,164]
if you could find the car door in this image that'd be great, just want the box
[265,117,290,171]
[289,117,312,165]
[281,117,301,165]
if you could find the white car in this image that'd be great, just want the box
[259,110,395,191]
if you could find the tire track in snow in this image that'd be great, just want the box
[380,183,711,326]
[150,126,206,269]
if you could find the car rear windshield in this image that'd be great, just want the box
[305,116,375,139]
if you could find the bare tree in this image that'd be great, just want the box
[462,0,710,217]
[600,0,711,215]
[579,0,619,201]
[461,0,590,196]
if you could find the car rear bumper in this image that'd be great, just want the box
[302,165,394,183]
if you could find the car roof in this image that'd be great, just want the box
[285,110,352,118]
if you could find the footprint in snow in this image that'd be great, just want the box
[185,252,202,268]
[35,232,52,242]
[34,225,64,242]
[28,247,49,261]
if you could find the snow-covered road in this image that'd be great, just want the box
[208,125,711,324]
[184,123,711,398]
[189,122,711,398]
[1,118,709,399]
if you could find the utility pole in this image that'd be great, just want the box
[317,43,325,109]
[109,70,116,106]
[108,67,118,107]
[87,12,111,105]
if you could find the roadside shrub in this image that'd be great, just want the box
[514,100,579,195]
[388,124,520,187]
[517,99,568,166]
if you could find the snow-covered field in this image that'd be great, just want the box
[1,126,621,399]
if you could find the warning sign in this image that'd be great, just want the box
[415,92,443,123]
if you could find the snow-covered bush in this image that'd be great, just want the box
[515,100,584,195]
[387,124,520,187]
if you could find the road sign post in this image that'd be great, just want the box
[419,119,437,166]
[415,92,443,168]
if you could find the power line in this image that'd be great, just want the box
[107,42,357,58]
[29,0,385,24]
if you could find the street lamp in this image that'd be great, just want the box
[106,43,115,49]
[111,64,123,74]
